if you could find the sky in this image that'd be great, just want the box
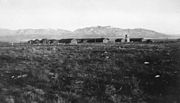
[0,0,180,34]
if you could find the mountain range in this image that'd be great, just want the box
[0,26,175,42]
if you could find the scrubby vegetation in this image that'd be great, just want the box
[0,42,180,103]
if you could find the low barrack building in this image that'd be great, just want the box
[77,38,108,43]
[130,38,144,42]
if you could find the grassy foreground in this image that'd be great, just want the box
[0,42,180,103]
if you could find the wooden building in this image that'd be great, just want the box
[115,38,124,42]
[59,39,73,44]
[49,39,59,45]
[77,38,107,43]
[130,38,144,42]
[33,39,41,45]
[40,39,49,45]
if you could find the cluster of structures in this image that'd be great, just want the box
[27,35,148,45]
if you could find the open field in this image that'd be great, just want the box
[0,42,180,103]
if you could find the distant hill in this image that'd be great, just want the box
[0,28,72,42]
[73,26,169,38]
[0,26,172,42]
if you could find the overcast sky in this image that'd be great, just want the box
[0,0,180,34]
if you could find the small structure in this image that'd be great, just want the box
[32,39,40,45]
[125,34,130,42]
[103,38,109,43]
[76,39,84,43]
[28,40,34,44]
[40,39,49,45]
[49,39,59,45]
[70,39,78,44]
[11,42,14,46]
[108,38,116,43]
[115,38,123,43]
